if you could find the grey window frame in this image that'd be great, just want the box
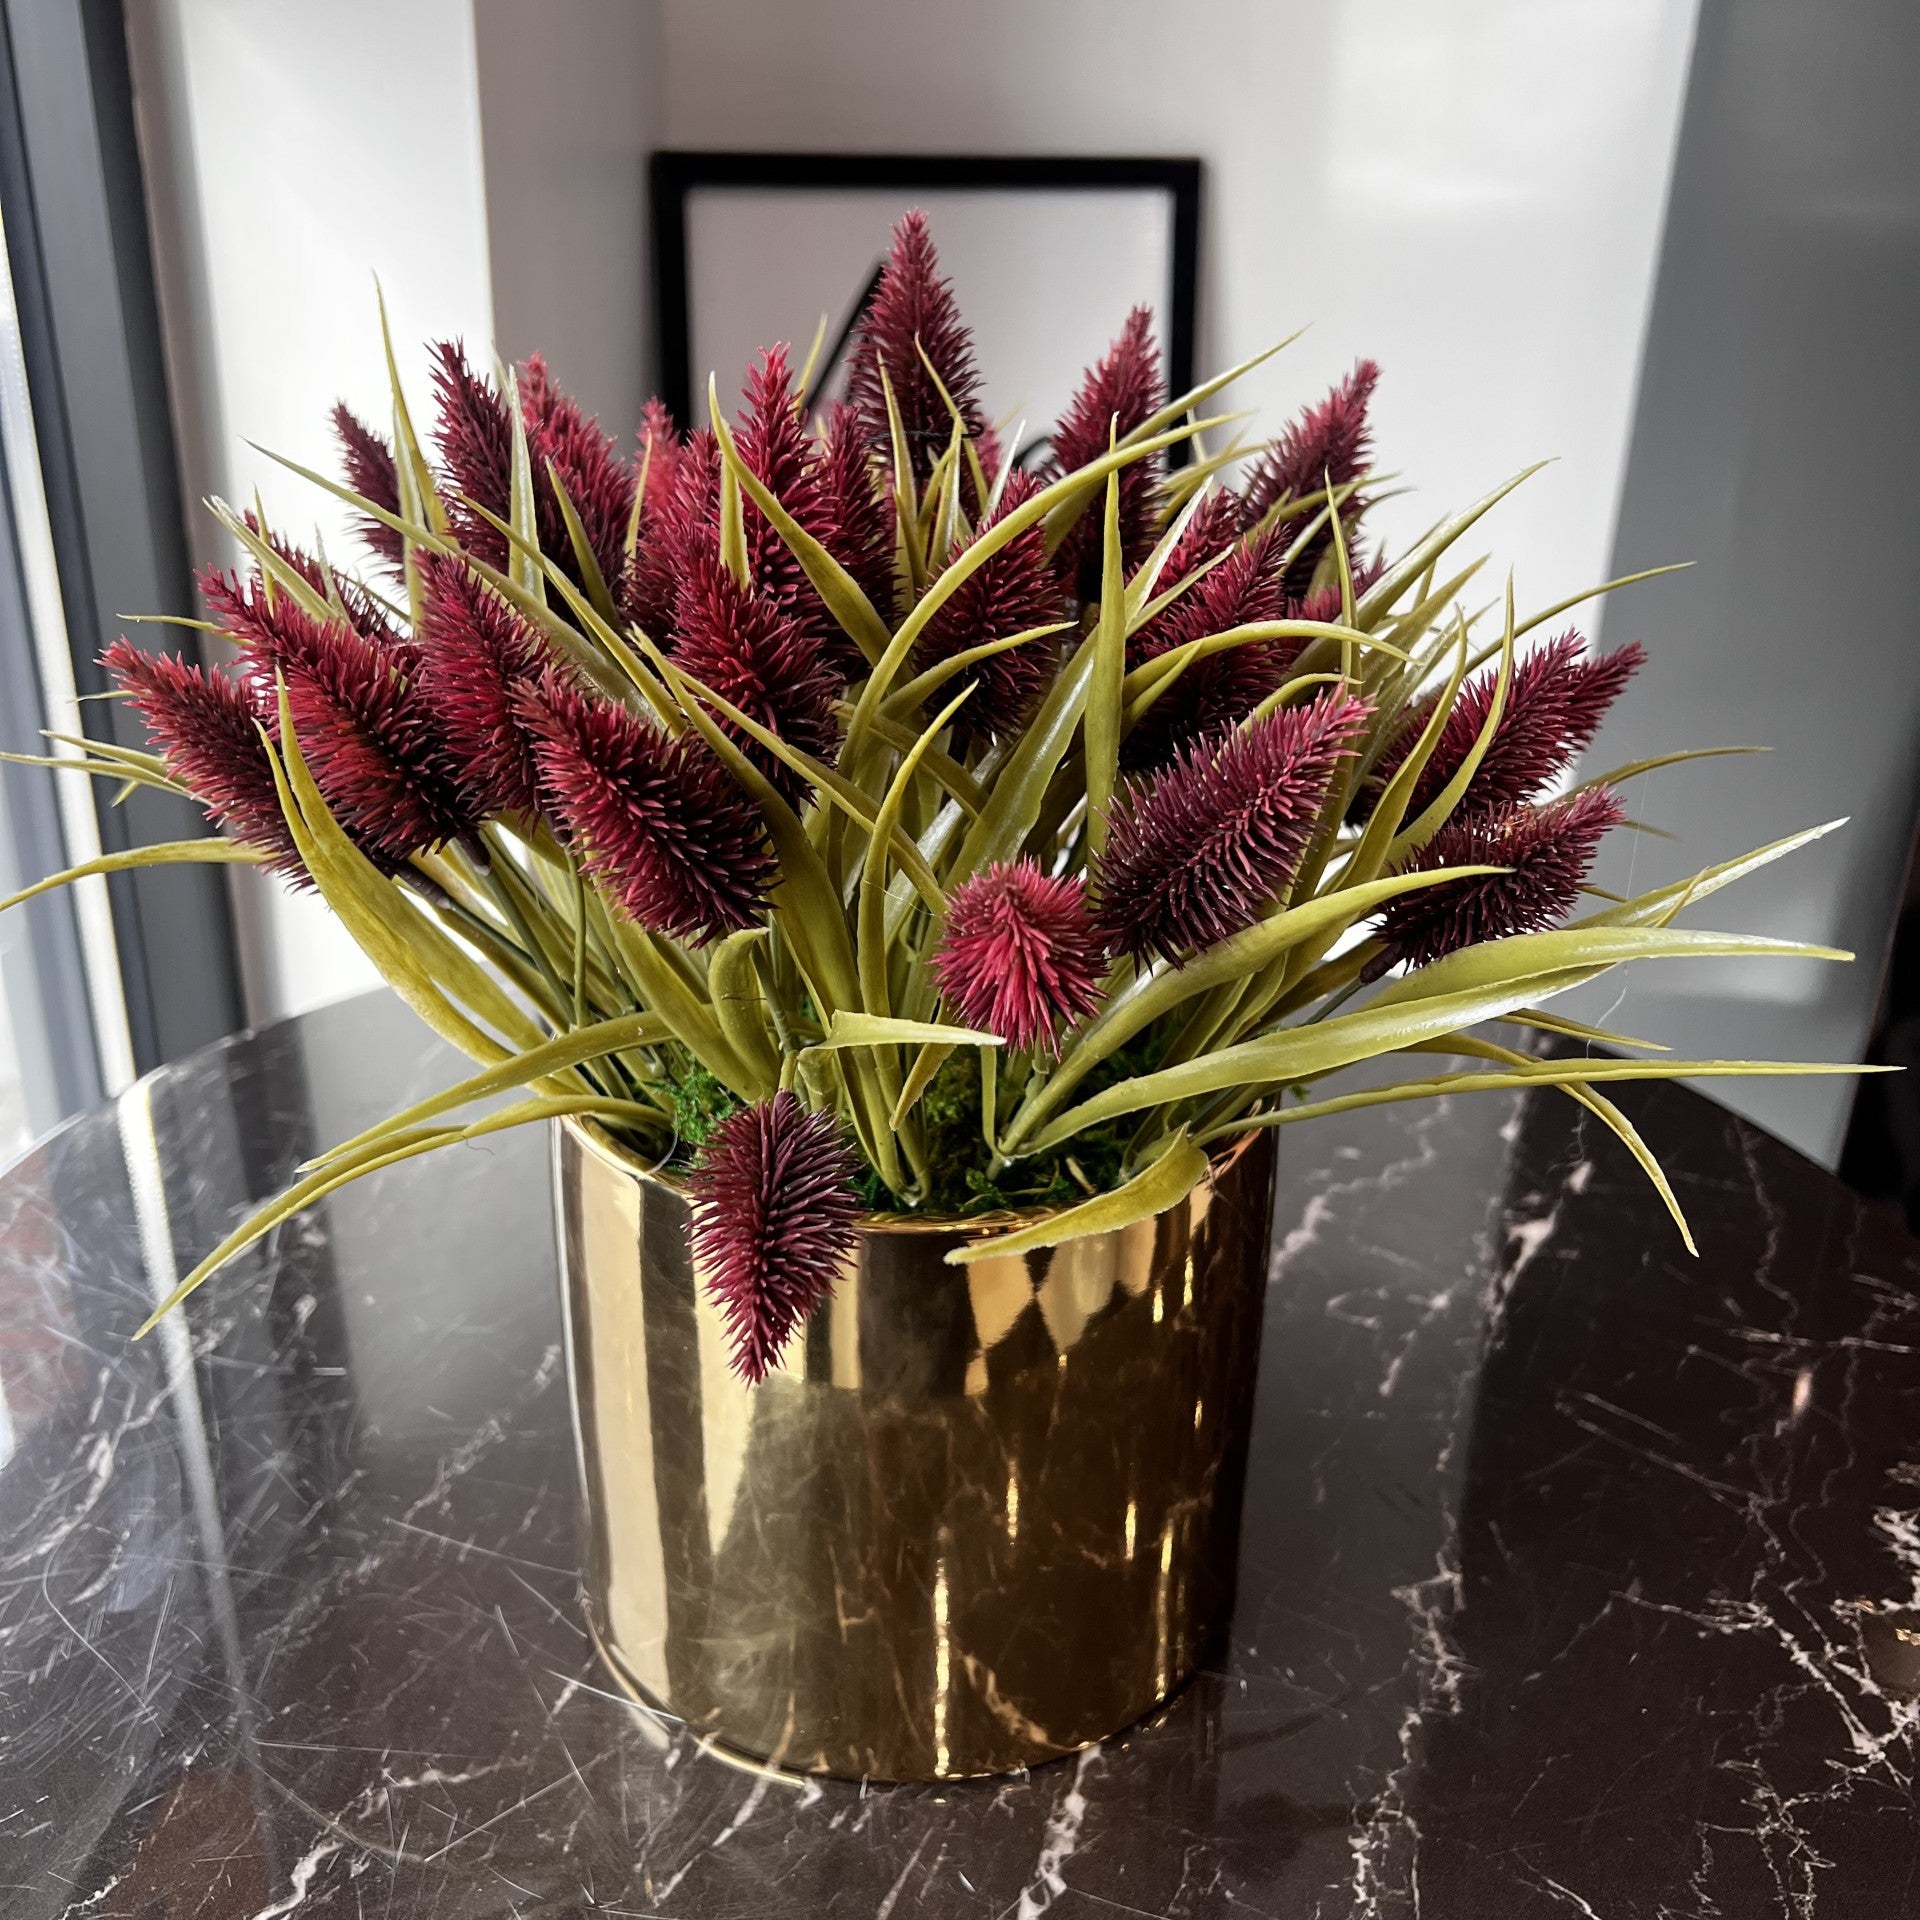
[0,0,240,1084]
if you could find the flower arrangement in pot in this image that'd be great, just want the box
[5,212,1872,1779]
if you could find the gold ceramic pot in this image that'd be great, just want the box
[554,1117,1275,1781]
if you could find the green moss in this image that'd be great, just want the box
[661,1054,739,1152]
[878,1033,1162,1220]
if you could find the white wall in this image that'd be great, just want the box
[1569,0,1920,1166]
[128,0,497,1023]
[471,0,663,443]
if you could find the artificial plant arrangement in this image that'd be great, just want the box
[5,212,1868,1383]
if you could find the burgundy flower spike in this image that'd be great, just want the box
[933,859,1107,1055]
[1373,631,1645,820]
[914,470,1066,733]
[102,640,303,881]
[429,341,515,568]
[1096,692,1371,964]
[1374,786,1625,971]
[1048,305,1167,596]
[670,546,845,801]
[415,558,554,819]
[1244,359,1381,523]
[688,1091,860,1384]
[845,210,985,483]
[1124,515,1289,771]
[811,400,895,619]
[330,404,405,572]
[519,672,773,944]
[519,351,636,596]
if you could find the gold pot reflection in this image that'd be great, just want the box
[555,1117,1275,1781]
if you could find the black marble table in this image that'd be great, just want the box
[2,993,1917,1918]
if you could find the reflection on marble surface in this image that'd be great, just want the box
[0,992,1916,1916]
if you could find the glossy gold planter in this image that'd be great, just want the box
[554,1117,1275,1780]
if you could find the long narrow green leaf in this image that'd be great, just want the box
[709,927,780,1095]
[882,620,1071,722]
[303,1010,673,1170]
[267,691,543,1064]
[0,838,257,915]
[547,464,621,627]
[1510,562,1689,646]
[1002,863,1503,1153]
[1575,821,1846,931]
[1502,1007,1667,1052]
[946,631,1097,887]
[137,1090,666,1336]
[946,1132,1208,1266]
[1029,927,1852,1151]
[209,500,336,624]
[891,1040,957,1130]
[1193,1057,1884,1147]
[1371,921,1849,1012]
[860,682,976,1018]
[597,912,755,1094]
[1406,1032,1699,1252]
[504,371,546,607]
[0,747,186,798]
[817,1011,1004,1051]
[1083,468,1127,859]
[1391,580,1515,855]
[1570,745,1763,796]
[1352,465,1548,629]
[375,282,445,536]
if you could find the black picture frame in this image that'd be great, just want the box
[650,151,1202,444]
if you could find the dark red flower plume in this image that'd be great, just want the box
[627,427,719,644]
[102,639,303,881]
[670,546,845,803]
[199,568,473,866]
[519,351,636,596]
[637,397,684,520]
[1373,786,1625,972]
[1373,632,1645,821]
[331,403,405,572]
[933,859,1106,1055]
[1153,487,1248,591]
[1287,552,1382,630]
[430,341,515,568]
[812,399,896,624]
[1245,360,1380,604]
[1096,691,1370,964]
[236,518,401,652]
[726,346,876,676]
[519,671,773,943]
[845,211,985,485]
[279,619,475,866]
[914,469,1066,733]
[415,557,555,818]
[1244,360,1381,524]
[1123,521,1289,772]
[733,345,825,617]
[1047,306,1166,599]
[688,1090,859,1384]
[204,561,421,693]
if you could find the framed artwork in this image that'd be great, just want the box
[651,152,1202,465]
